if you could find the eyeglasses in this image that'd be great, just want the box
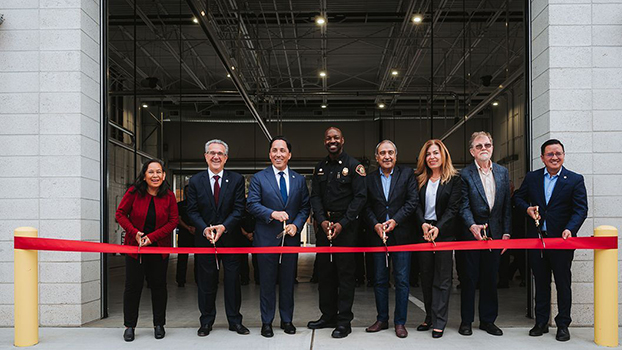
[207,151,225,157]
[378,150,396,156]
[473,143,492,151]
[544,152,564,158]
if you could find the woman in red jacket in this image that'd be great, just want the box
[115,159,178,342]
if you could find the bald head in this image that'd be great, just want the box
[324,126,345,156]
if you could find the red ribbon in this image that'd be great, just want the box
[13,236,617,255]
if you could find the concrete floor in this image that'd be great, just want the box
[87,253,533,330]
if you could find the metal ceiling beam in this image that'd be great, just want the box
[186,0,272,140]
[440,68,523,141]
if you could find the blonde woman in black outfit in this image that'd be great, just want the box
[414,139,462,338]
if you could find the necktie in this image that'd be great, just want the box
[279,171,288,204]
[213,175,220,206]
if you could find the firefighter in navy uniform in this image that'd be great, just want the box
[307,127,367,338]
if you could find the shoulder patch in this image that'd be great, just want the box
[356,164,366,177]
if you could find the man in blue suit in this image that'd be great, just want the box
[187,139,249,337]
[247,136,311,337]
[514,139,587,342]
[457,131,511,337]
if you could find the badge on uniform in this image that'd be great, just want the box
[316,168,324,176]
[356,164,366,176]
[342,167,349,177]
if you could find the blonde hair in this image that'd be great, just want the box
[416,139,457,189]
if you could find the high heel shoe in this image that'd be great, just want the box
[432,329,444,338]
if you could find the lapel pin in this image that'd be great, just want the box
[563,176,567,179]
[226,179,229,182]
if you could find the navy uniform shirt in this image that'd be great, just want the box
[310,151,367,229]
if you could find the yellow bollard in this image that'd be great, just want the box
[594,225,619,347]
[14,227,38,347]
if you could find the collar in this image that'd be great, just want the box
[475,160,493,174]
[272,165,289,177]
[378,167,394,178]
[544,166,562,179]
[208,169,224,179]
[326,151,347,163]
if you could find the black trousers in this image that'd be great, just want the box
[123,255,169,328]
[529,249,574,327]
[419,250,453,330]
[196,253,243,327]
[457,249,501,324]
[257,253,298,324]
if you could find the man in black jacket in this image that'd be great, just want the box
[363,140,418,338]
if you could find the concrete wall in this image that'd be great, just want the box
[0,0,102,325]
[531,0,622,326]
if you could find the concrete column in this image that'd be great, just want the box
[531,0,622,326]
[0,0,101,326]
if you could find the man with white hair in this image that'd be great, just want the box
[187,139,248,337]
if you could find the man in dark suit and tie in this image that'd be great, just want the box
[186,139,249,337]
[363,140,418,338]
[457,131,512,337]
[247,136,310,337]
[514,139,588,341]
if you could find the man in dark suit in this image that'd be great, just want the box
[363,140,418,338]
[514,139,588,342]
[308,127,367,338]
[186,139,249,337]
[247,136,310,337]
[457,131,512,337]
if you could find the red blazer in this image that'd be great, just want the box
[115,186,179,259]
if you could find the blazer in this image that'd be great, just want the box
[186,169,246,248]
[247,166,311,247]
[115,187,179,259]
[364,165,418,246]
[459,162,512,240]
[513,167,588,238]
[414,174,463,242]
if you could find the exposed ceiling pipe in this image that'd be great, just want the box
[440,68,523,141]
[186,0,272,140]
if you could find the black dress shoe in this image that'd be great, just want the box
[432,330,443,338]
[154,325,165,339]
[307,318,337,329]
[479,322,503,336]
[229,323,250,335]
[123,327,135,342]
[529,323,549,336]
[331,325,352,338]
[417,323,431,331]
[197,325,212,337]
[458,322,472,336]
[261,323,274,338]
[281,321,296,334]
[556,326,570,341]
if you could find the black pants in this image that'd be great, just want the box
[123,255,169,328]
[529,249,574,327]
[317,251,356,326]
[419,250,453,330]
[196,253,243,327]
[457,249,501,324]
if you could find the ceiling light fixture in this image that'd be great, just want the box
[231,66,235,70]
[142,103,148,108]
[492,101,499,106]
[412,15,423,23]
[321,104,327,109]
[316,16,326,25]
[192,17,199,24]
[227,73,231,78]
[319,71,327,77]
[378,103,386,109]
[391,70,398,76]
[200,11,206,16]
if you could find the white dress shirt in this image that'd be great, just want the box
[272,165,290,195]
[208,169,224,193]
[475,160,496,210]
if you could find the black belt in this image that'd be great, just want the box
[425,220,437,225]
[326,211,345,219]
